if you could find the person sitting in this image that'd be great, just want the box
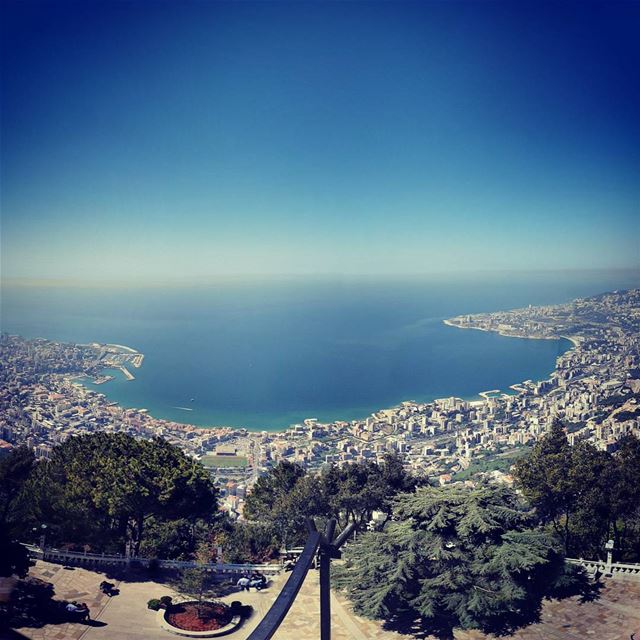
[66,602,82,613]
[236,576,250,592]
[66,602,90,621]
[249,573,268,591]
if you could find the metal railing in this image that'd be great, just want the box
[24,544,283,575]
[247,518,354,640]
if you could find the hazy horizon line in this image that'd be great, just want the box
[2,267,639,289]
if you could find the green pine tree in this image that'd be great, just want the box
[333,484,584,638]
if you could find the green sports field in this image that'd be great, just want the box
[200,454,248,468]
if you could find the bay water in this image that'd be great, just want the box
[2,271,637,430]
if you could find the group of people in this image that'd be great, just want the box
[65,601,91,621]
[236,571,268,592]
[66,579,120,622]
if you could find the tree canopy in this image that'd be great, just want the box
[0,446,36,578]
[514,422,640,560]
[175,542,220,617]
[333,484,584,639]
[243,460,306,520]
[242,454,420,549]
[213,519,280,564]
[0,445,35,533]
[21,433,218,555]
[322,453,420,530]
[0,535,33,578]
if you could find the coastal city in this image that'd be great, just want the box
[4,2,640,637]
[1,289,639,518]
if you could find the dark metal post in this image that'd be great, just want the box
[318,518,352,640]
[246,517,355,640]
[246,527,321,640]
[319,540,332,640]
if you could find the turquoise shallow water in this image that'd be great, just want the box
[2,272,638,430]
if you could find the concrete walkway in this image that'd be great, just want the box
[7,561,640,640]
[81,573,279,640]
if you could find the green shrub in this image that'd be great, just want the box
[147,598,161,611]
[159,596,172,608]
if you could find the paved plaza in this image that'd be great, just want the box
[3,561,640,640]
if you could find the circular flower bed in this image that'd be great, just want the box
[166,602,232,633]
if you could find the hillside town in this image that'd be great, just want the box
[2,289,639,519]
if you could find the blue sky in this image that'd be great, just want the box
[1,0,639,281]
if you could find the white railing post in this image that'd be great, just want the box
[604,539,614,575]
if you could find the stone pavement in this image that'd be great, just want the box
[6,561,640,640]
[455,578,640,640]
[80,571,277,640]
[281,571,640,640]
[7,561,118,640]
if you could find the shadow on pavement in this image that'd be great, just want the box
[0,577,107,631]
[83,620,107,628]
[0,628,32,640]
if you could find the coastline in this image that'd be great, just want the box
[77,341,139,353]
[77,318,574,433]
[7,278,635,437]
[107,343,138,353]
[561,335,581,348]
[436,316,581,413]
[443,318,580,348]
[6,285,636,486]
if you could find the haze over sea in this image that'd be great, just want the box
[2,270,638,431]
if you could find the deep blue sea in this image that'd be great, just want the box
[2,271,638,430]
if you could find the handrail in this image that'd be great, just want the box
[24,543,283,574]
[247,530,322,640]
[247,518,354,640]
[567,557,640,577]
[567,557,640,568]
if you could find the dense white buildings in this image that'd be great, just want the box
[2,289,639,515]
